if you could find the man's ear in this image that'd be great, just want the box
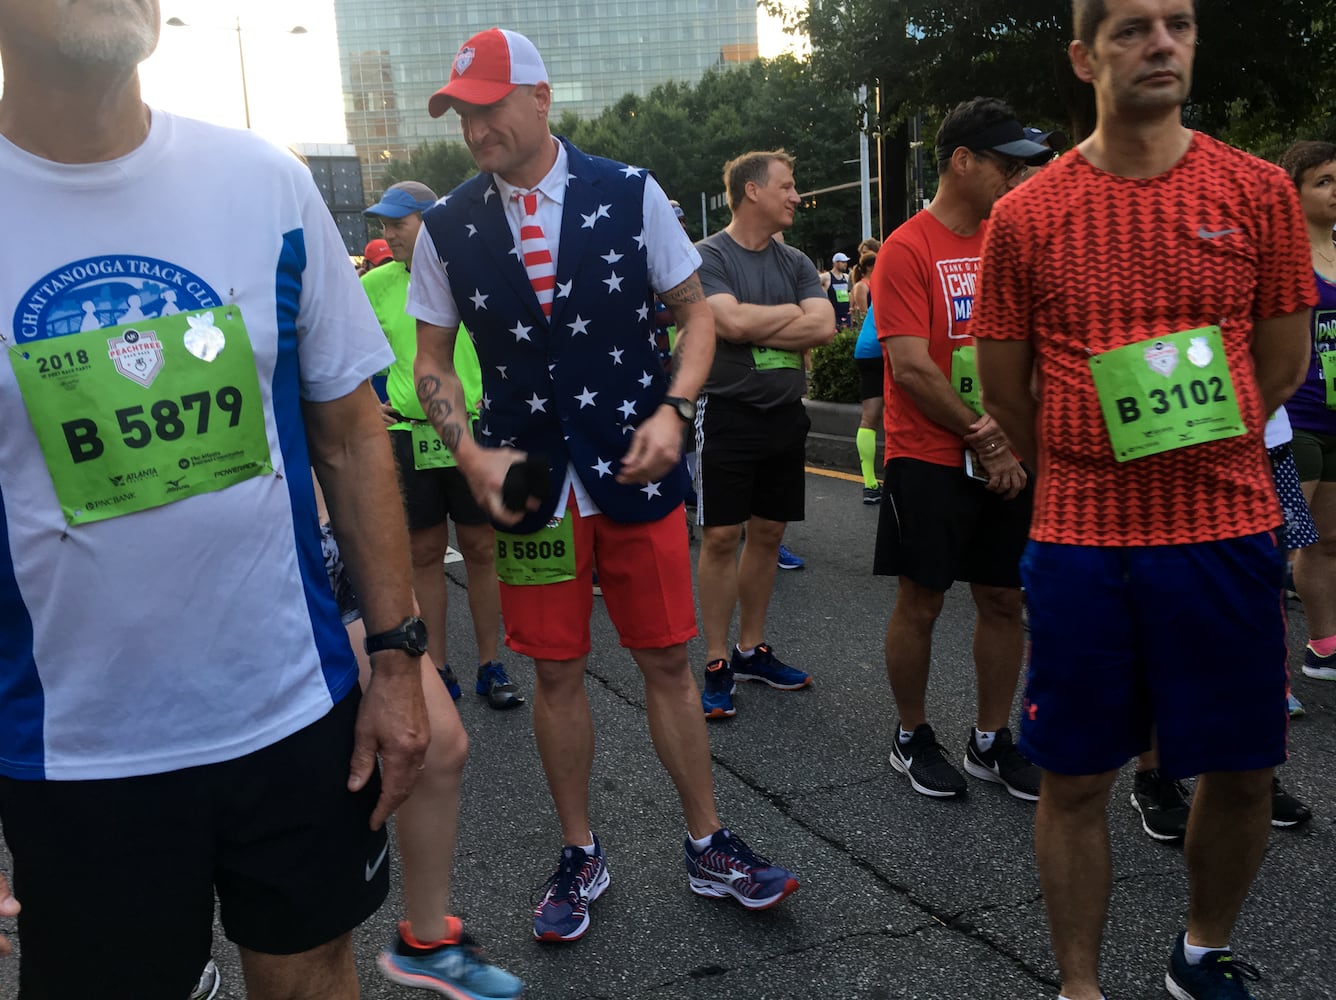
[949,146,973,176]
[1069,39,1095,84]
[533,81,552,116]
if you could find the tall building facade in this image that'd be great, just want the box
[334,0,759,198]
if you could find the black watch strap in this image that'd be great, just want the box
[363,616,428,657]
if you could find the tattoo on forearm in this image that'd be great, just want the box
[660,274,705,306]
[416,374,464,450]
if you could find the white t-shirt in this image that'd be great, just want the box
[0,111,393,780]
[407,138,700,517]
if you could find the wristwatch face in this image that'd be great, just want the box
[667,396,695,421]
[367,616,428,656]
[403,618,428,655]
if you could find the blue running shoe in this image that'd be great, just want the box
[476,661,525,710]
[1287,690,1305,718]
[533,837,610,942]
[378,919,524,999]
[684,828,799,910]
[776,543,805,570]
[1165,932,1261,999]
[731,642,810,690]
[438,664,462,701]
[701,658,736,719]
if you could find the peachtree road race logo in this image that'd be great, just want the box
[13,254,221,343]
[108,328,164,388]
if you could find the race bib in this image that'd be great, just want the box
[411,421,457,469]
[10,306,272,524]
[494,513,576,586]
[751,346,802,371]
[1088,326,1245,462]
[1319,349,1336,409]
[951,345,983,416]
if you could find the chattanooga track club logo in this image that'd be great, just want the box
[12,254,221,343]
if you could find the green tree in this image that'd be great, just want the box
[783,0,1336,153]
[379,141,479,200]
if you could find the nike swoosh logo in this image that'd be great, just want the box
[1198,227,1240,239]
[365,840,389,882]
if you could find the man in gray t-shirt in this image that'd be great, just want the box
[694,149,835,719]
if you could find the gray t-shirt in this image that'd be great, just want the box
[696,231,826,408]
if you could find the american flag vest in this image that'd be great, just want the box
[422,139,688,534]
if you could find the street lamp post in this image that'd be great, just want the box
[165,16,306,130]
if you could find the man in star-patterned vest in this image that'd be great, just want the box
[407,27,800,947]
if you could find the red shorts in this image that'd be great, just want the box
[499,503,697,661]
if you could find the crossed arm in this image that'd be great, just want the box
[708,294,836,351]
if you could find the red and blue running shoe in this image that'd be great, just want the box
[684,829,799,910]
[533,836,610,942]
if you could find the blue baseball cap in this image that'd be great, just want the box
[365,181,438,218]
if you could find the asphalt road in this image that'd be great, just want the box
[2,469,1333,999]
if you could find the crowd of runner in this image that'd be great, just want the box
[0,1,1326,1000]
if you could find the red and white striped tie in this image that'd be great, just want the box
[516,191,556,319]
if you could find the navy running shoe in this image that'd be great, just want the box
[731,642,810,690]
[377,919,524,999]
[1302,643,1336,680]
[476,661,525,710]
[701,658,736,719]
[1165,932,1261,999]
[438,664,462,701]
[533,837,610,942]
[776,543,805,570]
[684,828,799,910]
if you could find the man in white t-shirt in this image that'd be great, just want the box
[0,4,431,997]
[408,27,801,947]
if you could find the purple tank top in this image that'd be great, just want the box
[1285,270,1336,435]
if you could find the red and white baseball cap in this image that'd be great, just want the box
[428,28,548,118]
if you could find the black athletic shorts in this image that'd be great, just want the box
[390,427,488,531]
[873,456,1033,591]
[856,356,884,401]
[697,395,809,526]
[0,688,387,1000]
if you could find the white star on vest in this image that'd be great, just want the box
[470,289,489,310]
[575,387,598,408]
[640,481,662,498]
[510,321,532,342]
[618,399,636,418]
[603,272,624,293]
[609,347,624,365]
[638,371,653,388]
[526,393,548,413]
[592,458,613,478]
[601,249,624,263]
[568,315,591,335]
[620,164,643,178]
[495,365,508,380]
[636,304,650,321]
[556,279,573,298]
[466,224,478,238]
[581,204,613,229]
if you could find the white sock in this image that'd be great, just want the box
[688,831,715,852]
[1184,939,1228,965]
[975,728,997,752]
[575,837,596,855]
[899,728,915,744]
[735,644,755,659]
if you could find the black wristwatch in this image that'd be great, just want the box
[363,616,429,657]
[661,395,696,423]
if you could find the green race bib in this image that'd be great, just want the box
[1318,349,1336,409]
[10,307,273,524]
[751,346,802,371]
[951,345,983,416]
[410,421,457,469]
[494,513,576,586]
[835,289,850,303]
[1089,326,1245,463]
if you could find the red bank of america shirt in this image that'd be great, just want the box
[972,132,1316,547]
[873,209,985,468]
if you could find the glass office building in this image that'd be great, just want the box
[334,0,759,197]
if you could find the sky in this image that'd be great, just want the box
[130,0,803,148]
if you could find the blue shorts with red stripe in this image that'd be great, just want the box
[1018,531,1290,780]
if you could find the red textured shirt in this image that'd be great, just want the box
[973,132,1316,547]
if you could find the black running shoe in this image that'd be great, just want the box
[1271,777,1312,828]
[889,722,966,798]
[1131,768,1191,842]
[963,727,1041,801]
[1165,931,1261,999]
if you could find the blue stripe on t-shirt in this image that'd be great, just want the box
[271,228,358,701]
[0,482,45,779]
